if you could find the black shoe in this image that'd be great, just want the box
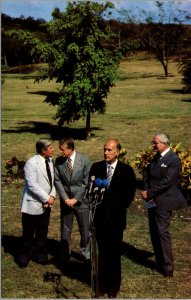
[18,254,30,268]
[163,270,173,278]
[36,253,48,265]
[99,289,108,296]
[108,292,117,298]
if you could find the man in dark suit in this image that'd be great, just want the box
[141,133,188,277]
[55,138,91,263]
[89,139,136,298]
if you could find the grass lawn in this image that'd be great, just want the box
[1,54,191,298]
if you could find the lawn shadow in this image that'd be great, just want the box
[181,98,191,102]
[2,235,91,288]
[1,234,21,262]
[1,235,90,298]
[121,242,156,270]
[2,121,102,140]
[47,238,91,287]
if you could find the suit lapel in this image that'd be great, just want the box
[60,159,70,181]
[111,161,121,183]
[36,155,48,180]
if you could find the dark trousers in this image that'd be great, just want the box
[96,225,123,293]
[148,207,173,273]
[19,208,51,261]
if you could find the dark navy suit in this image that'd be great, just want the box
[143,149,188,274]
[89,160,136,294]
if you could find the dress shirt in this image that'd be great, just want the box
[160,148,170,158]
[68,151,76,168]
[106,159,118,176]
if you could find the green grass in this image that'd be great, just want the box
[1,54,191,298]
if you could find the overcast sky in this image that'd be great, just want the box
[1,0,191,21]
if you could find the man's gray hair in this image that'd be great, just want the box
[36,139,52,154]
[155,133,170,145]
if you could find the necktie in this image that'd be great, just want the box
[45,158,52,187]
[67,157,73,177]
[107,165,113,185]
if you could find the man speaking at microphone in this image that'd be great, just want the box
[89,139,136,298]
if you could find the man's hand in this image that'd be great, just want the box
[44,196,55,208]
[65,198,78,208]
[141,190,148,200]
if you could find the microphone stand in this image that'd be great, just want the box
[88,192,100,299]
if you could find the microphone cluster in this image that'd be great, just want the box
[84,176,108,203]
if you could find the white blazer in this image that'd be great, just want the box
[21,154,56,215]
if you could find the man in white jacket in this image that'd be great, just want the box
[18,139,56,267]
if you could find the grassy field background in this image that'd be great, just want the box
[2,53,191,298]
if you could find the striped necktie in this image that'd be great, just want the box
[107,165,113,185]
[67,157,73,177]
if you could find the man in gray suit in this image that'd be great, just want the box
[141,133,188,277]
[18,139,56,267]
[55,138,91,263]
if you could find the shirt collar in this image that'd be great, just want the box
[106,159,118,170]
[160,147,170,157]
[68,150,76,162]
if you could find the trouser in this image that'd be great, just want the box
[148,207,173,273]
[19,208,51,260]
[60,204,90,260]
[96,225,123,293]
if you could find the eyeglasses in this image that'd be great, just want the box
[151,141,162,145]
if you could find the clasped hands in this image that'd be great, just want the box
[44,196,55,208]
[65,198,78,208]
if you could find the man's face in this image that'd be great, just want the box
[42,145,54,158]
[152,136,167,153]
[59,143,73,157]
[104,140,119,164]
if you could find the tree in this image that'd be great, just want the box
[139,0,190,77]
[6,1,121,137]
[119,0,190,77]
[2,14,47,67]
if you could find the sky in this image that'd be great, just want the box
[1,0,191,21]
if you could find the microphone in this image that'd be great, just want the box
[99,179,108,201]
[93,178,102,195]
[102,179,108,188]
[84,175,95,200]
[88,175,95,194]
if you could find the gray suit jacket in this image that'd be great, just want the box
[54,152,91,208]
[21,154,56,215]
[143,149,188,210]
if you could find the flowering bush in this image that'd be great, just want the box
[118,147,130,164]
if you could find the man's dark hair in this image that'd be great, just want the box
[36,139,52,154]
[59,138,75,150]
